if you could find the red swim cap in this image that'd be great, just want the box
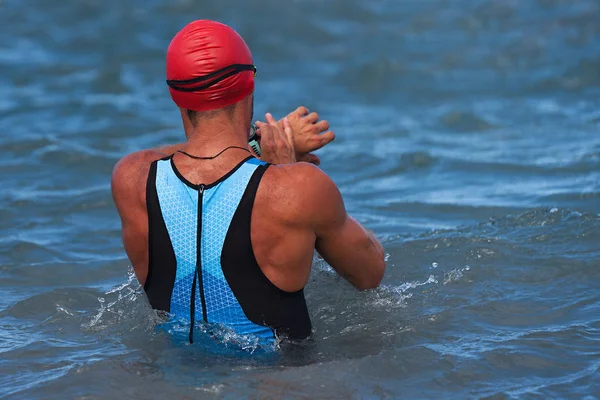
[166,20,255,112]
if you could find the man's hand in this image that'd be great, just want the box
[282,106,335,161]
[255,113,297,165]
[256,106,335,165]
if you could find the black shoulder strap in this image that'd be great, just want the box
[144,160,177,311]
[221,163,312,340]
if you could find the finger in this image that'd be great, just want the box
[259,125,273,149]
[305,112,319,124]
[318,130,335,144]
[299,153,321,165]
[295,106,309,116]
[282,117,294,147]
[269,120,286,150]
[314,119,330,133]
[307,130,335,152]
[254,121,265,136]
[265,113,278,127]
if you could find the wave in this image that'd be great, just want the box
[438,110,497,132]
[534,57,600,92]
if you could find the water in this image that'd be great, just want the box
[1,0,599,398]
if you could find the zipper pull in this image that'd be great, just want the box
[199,184,205,194]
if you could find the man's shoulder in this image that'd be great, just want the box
[259,161,341,222]
[263,161,334,192]
[111,149,170,207]
[113,149,169,182]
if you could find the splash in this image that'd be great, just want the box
[159,319,280,355]
[82,268,156,333]
[443,265,471,285]
[81,269,290,355]
[373,274,439,308]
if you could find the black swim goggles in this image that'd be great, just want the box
[166,64,257,92]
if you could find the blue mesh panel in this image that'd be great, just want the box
[155,160,198,321]
[156,158,273,342]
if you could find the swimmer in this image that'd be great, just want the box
[111,20,385,344]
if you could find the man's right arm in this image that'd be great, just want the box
[256,113,384,290]
[297,163,386,290]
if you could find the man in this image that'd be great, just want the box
[111,20,385,345]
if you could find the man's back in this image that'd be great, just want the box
[147,152,313,342]
[113,148,385,343]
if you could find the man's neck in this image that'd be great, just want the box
[182,122,248,156]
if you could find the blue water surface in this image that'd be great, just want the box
[1,0,599,398]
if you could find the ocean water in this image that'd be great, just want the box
[1,0,599,398]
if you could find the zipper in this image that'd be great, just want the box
[189,184,208,344]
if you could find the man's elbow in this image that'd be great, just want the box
[354,257,386,291]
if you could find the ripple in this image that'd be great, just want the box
[0,259,124,291]
[6,184,108,203]
[0,240,64,266]
[34,146,118,172]
[1,287,102,320]
[3,135,58,155]
[438,111,496,132]
[397,151,438,169]
[534,57,600,92]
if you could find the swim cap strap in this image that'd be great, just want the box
[167,64,256,93]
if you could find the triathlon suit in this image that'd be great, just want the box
[143,155,312,344]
